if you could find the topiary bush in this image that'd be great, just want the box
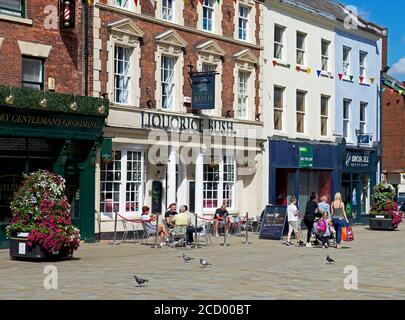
[6,170,80,257]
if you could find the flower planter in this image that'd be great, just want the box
[369,216,395,230]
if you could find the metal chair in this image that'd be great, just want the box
[170,225,187,248]
[196,222,213,246]
[232,216,242,236]
[141,222,157,244]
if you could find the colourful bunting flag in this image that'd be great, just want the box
[286,64,291,69]
[370,77,375,84]
[296,66,301,72]
[382,88,386,93]
[338,73,343,81]
[306,68,312,75]
[399,90,404,95]
[134,0,138,6]
[272,60,277,67]
[349,75,354,81]
[316,70,321,77]
[359,76,364,83]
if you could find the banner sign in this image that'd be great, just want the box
[191,73,215,110]
[299,146,313,168]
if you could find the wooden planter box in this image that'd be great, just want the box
[370,215,394,231]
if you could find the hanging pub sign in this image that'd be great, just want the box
[191,72,216,110]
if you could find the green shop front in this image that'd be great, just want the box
[0,86,109,248]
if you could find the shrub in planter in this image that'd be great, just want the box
[370,182,403,229]
[6,170,80,258]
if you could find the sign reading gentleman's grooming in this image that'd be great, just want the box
[191,73,215,110]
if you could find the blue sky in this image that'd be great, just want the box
[341,1,405,80]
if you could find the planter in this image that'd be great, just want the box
[369,216,395,230]
[9,236,72,261]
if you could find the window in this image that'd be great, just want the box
[114,0,129,8]
[343,99,351,139]
[321,95,329,136]
[321,40,330,72]
[343,46,351,76]
[238,5,249,41]
[274,86,284,131]
[274,25,285,60]
[114,46,131,104]
[202,0,214,32]
[161,55,176,110]
[22,57,44,90]
[360,102,367,133]
[296,32,306,65]
[203,156,236,209]
[0,0,25,17]
[162,0,174,21]
[359,51,367,78]
[100,150,145,214]
[237,71,249,119]
[296,90,306,133]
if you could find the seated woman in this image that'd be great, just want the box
[141,206,169,243]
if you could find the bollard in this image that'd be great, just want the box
[243,212,252,245]
[193,213,201,249]
[109,211,119,245]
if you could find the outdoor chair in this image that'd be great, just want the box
[232,216,242,236]
[196,222,213,246]
[141,221,157,244]
[121,220,141,243]
[170,225,187,248]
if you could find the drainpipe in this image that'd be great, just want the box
[83,0,89,96]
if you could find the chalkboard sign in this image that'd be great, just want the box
[151,181,163,214]
[259,205,287,240]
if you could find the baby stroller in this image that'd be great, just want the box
[312,217,336,248]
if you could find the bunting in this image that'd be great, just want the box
[286,64,291,69]
[399,90,404,95]
[370,77,375,84]
[349,75,354,81]
[272,60,277,67]
[316,70,321,77]
[306,68,311,75]
[134,0,138,6]
[382,88,386,93]
[296,66,301,72]
[359,76,364,83]
[338,73,343,81]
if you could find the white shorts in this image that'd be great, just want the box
[289,221,300,233]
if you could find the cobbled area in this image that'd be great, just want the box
[0,226,404,300]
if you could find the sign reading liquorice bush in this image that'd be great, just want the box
[191,73,215,110]
[259,205,287,240]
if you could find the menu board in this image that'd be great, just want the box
[259,205,287,240]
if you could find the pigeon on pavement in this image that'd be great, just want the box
[182,253,194,263]
[200,258,212,268]
[134,275,149,287]
[326,255,335,264]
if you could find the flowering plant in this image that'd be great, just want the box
[6,170,80,256]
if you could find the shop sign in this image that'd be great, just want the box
[259,205,287,240]
[140,112,234,134]
[191,73,215,110]
[344,152,371,169]
[357,134,372,146]
[299,146,313,168]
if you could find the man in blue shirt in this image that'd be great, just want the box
[214,203,233,237]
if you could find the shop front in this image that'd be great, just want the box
[339,146,379,222]
[0,86,108,248]
[97,108,264,236]
[268,139,340,211]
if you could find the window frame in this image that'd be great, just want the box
[21,56,44,91]
[360,102,367,133]
[0,0,25,18]
[202,0,214,32]
[359,51,367,78]
[343,99,351,140]
[321,39,330,72]
[274,25,285,60]
[296,90,306,134]
[273,86,284,131]
[296,31,306,66]
[161,54,176,110]
[113,45,132,105]
[320,95,329,137]
[238,4,249,41]
[343,46,351,76]
[236,70,249,120]
[162,0,175,22]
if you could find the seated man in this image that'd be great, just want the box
[164,203,178,229]
[186,209,204,245]
[214,203,233,237]
[171,205,191,242]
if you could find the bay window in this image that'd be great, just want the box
[100,150,145,214]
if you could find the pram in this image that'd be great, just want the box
[312,218,336,248]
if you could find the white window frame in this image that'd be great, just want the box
[111,0,141,14]
[203,156,236,211]
[274,25,285,60]
[343,46,351,76]
[321,39,330,72]
[100,149,146,215]
[296,31,306,66]
[236,70,249,120]
[156,0,184,25]
[114,46,131,105]
[296,90,306,134]
[343,99,351,140]
[234,0,256,44]
[161,55,176,110]
[320,95,329,136]
[238,5,249,41]
[202,0,214,32]
[273,86,284,131]
[360,102,367,133]
[359,51,367,78]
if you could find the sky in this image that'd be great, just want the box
[341,1,405,80]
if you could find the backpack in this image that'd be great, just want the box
[317,219,327,233]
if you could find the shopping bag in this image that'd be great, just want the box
[342,226,354,242]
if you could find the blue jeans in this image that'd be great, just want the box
[332,218,347,245]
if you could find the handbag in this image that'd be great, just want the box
[342,226,354,242]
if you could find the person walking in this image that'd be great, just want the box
[286,196,303,246]
[331,192,349,249]
[303,192,319,247]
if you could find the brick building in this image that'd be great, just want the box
[92,0,265,233]
[381,74,405,197]
[0,0,108,247]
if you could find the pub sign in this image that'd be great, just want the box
[191,73,215,110]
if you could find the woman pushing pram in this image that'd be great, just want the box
[313,211,336,248]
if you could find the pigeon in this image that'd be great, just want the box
[326,255,335,264]
[200,258,212,268]
[134,275,149,287]
[182,253,194,263]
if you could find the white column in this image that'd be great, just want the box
[195,150,204,215]
[177,161,187,206]
[167,147,177,206]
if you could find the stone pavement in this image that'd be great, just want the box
[0,225,404,300]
